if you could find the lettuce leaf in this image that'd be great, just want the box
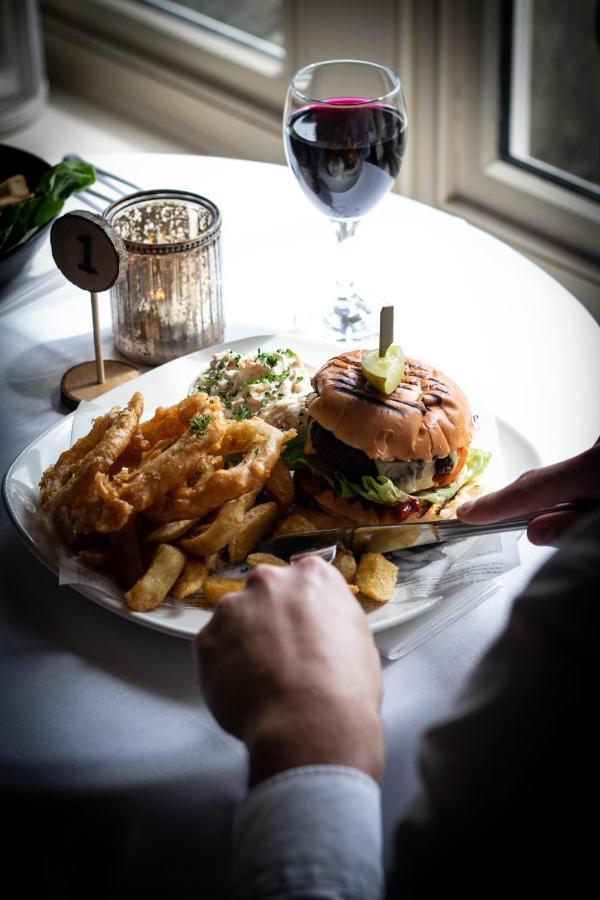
[335,472,411,504]
[283,437,491,508]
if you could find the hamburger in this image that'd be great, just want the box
[285,350,490,525]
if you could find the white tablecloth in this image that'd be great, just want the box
[2,154,599,898]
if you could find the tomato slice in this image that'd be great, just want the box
[293,469,324,500]
[433,447,468,488]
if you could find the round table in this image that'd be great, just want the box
[2,154,599,899]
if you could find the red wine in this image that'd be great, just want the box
[284,98,406,219]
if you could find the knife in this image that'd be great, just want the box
[265,500,596,562]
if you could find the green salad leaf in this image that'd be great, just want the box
[0,159,96,255]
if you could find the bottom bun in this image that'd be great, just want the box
[313,480,486,526]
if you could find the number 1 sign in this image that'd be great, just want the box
[50,210,141,409]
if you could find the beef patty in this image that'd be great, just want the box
[309,419,456,479]
[309,421,377,478]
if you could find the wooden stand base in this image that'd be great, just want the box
[60,360,142,410]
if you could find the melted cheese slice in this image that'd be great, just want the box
[375,452,458,493]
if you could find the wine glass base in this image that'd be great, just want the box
[295,295,380,343]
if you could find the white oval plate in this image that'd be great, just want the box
[2,334,540,640]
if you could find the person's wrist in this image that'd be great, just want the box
[245,695,383,787]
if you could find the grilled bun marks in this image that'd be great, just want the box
[307,351,473,462]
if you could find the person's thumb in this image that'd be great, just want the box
[526,510,581,547]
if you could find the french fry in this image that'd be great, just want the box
[332,549,357,583]
[109,515,146,590]
[180,495,247,556]
[146,517,199,543]
[124,543,186,612]
[274,513,319,536]
[172,558,209,600]
[228,501,279,564]
[246,552,289,567]
[172,552,219,600]
[202,576,246,605]
[264,459,294,510]
[77,549,110,570]
[355,553,398,604]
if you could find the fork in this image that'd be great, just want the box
[63,153,141,213]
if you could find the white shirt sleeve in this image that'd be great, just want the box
[232,765,383,900]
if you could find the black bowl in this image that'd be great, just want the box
[0,144,52,290]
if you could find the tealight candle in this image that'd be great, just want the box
[105,190,224,365]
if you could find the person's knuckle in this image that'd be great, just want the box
[515,468,538,489]
[248,563,278,586]
[298,554,327,575]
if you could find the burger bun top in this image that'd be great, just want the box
[307,350,473,461]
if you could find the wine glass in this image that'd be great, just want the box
[283,59,407,340]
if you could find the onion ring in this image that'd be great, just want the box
[40,392,144,542]
[95,398,226,532]
[40,411,113,510]
[140,394,213,448]
[145,419,295,523]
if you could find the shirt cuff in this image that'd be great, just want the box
[232,765,383,900]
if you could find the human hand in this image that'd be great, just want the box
[194,556,383,786]
[458,441,600,547]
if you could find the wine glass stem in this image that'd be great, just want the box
[333,218,363,306]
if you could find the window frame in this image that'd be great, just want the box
[42,0,291,112]
[499,0,600,204]
[40,0,600,314]
[431,0,600,265]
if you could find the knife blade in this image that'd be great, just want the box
[266,521,453,560]
[264,500,596,560]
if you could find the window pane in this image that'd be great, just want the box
[504,0,600,197]
[131,0,284,50]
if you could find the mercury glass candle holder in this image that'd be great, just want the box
[104,190,224,365]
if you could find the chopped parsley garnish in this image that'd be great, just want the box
[233,405,252,420]
[256,349,281,367]
[265,370,290,384]
[276,348,296,358]
[189,414,211,435]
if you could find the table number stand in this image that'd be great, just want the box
[50,210,141,410]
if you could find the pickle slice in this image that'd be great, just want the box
[362,345,406,394]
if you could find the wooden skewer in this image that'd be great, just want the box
[379,305,394,357]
